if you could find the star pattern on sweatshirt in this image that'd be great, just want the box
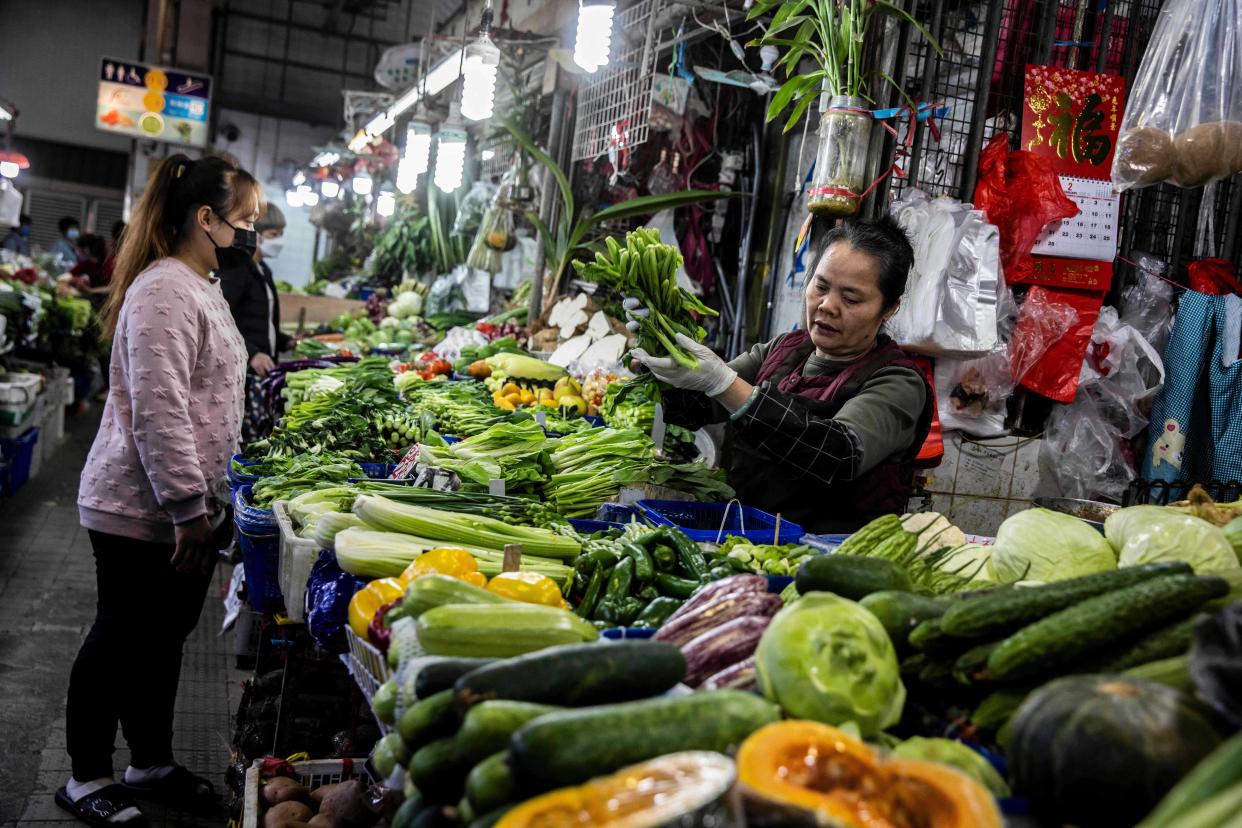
[80,258,245,529]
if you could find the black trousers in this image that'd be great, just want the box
[66,530,214,781]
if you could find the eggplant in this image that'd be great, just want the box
[653,590,781,648]
[701,656,758,691]
[682,616,771,687]
[662,575,768,628]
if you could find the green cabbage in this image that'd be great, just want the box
[991,508,1116,583]
[891,737,1011,798]
[755,592,904,737]
[1224,516,1242,564]
[1104,506,1239,574]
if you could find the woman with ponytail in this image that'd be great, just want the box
[61,154,262,826]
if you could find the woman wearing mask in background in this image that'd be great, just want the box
[629,216,931,534]
[53,216,82,271]
[63,153,260,827]
[219,202,292,443]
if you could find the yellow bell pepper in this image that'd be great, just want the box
[486,571,568,608]
[399,547,487,588]
[347,577,405,639]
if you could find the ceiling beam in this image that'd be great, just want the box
[224,7,406,48]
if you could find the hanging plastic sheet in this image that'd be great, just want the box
[1111,0,1242,190]
[1119,253,1177,355]
[889,189,1003,357]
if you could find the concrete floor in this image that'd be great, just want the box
[0,407,248,825]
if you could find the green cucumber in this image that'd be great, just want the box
[1138,732,1242,828]
[454,641,685,711]
[796,554,914,600]
[372,679,398,724]
[465,751,518,815]
[399,689,459,747]
[859,591,950,649]
[454,701,560,767]
[409,737,470,803]
[1099,615,1198,672]
[416,603,598,658]
[415,658,496,699]
[1125,655,1194,693]
[467,805,514,828]
[509,689,780,793]
[940,562,1192,639]
[952,640,1001,685]
[987,574,1228,681]
[908,618,965,655]
[971,687,1032,734]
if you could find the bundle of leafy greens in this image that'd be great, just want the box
[250,454,365,507]
[401,380,514,437]
[415,419,554,495]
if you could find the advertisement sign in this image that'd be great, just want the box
[96,58,211,147]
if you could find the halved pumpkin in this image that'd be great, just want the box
[737,721,1001,828]
[496,751,737,828]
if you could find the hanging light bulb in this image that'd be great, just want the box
[285,188,305,208]
[574,0,616,73]
[353,170,373,196]
[395,159,418,195]
[459,33,500,121]
[434,104,468,193]
[0,162,18,179]
[408,120,432,175]
[299,183,320,207]
[376,190,396,217]
[321,178,341,199]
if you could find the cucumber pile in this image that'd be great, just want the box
[371,641,779,827]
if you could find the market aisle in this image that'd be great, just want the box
[0,409,248,826]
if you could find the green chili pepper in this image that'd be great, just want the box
[668,529,707,579]
[633,596,683,628]
[604,557,635,601]
[618,541,654,582]
[574,564,607,619]
[654,572,699,599]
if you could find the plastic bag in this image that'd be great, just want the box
[889,189,1003,357]
[1119,253,1176,353]
[1014,287,1106,403]
[1111,0,1242,190]
[306,551,368,654]
[1008,287,1080,386]
[973,133,1079,285]
[935,348,1014,438]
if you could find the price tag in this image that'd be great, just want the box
[503,544,523,573]
[489,478,506,496]
[534,410,547,428]
[651,402,666,456]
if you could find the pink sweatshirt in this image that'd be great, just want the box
[79,257,247,543]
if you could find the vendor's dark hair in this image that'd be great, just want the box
[58,216,79,234]
[809,214,914,309]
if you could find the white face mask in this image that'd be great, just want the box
[258,237,284,259]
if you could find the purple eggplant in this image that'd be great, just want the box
[682,616,770,687]
[653,589,781,648]
[702,656,758,691]
[663,575,768,628]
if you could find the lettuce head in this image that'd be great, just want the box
[991,508,1116,583]
[1104,505,1239,574]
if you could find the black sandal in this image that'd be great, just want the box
[122,765,218,808]
[55,784,149,827]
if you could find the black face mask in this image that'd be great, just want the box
[206,214,258,272]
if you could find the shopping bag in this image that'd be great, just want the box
[888,189,1003,357]
[1111,0,1242,190]
[1012,286,1106,404]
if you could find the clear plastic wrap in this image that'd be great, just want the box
[1119,253,1176,354]
[888,189,1003,357]
[934,349,1014,438]
[1111,0,1242,190]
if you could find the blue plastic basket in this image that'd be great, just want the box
[0,427,39,495]
[233,485,283,614]
[228,453,260,491]
[597,503,641,524]
[568,519,624,535]
[635,500,805,545]
[766,575,794,594]
[600,627,656,640]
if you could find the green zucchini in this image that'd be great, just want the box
[454,641,685,711]
[796,554,914,600]
[940,561,1192,639]
[399,689,460,747]
[465,751,518,815]
[1099,615,1198,672]
[859,591,950,649]
[415,658,496,699]
[1125,655,1194,693]
[509,689,780,793]
[1138,731,1242,828]
[454,701,560,767]
[987,574,1228,681]
[403,574,508,618]
[416,603,599,658]
[409,737,470,803]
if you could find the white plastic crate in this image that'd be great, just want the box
[0,373,40,427]
[273,500,321,623]
[346,626,391,694]
[242,758,372,828]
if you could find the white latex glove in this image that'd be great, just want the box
[630,333,737,397]
[622,296,648,333]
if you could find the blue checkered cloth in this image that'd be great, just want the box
[1142,291,1242,483]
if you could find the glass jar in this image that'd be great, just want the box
[807,95,873,217]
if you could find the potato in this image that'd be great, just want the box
[308,782,343,807]
[264,800,313,828]
[318,779,378,828]
[306,816,334,828]
[261,777,308,807]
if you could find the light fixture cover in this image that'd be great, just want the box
[434,122,468,193]
[460,35,501,121]
[574,0,616,73]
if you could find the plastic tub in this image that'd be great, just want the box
[233,485,283,614]
[635,500,805,545]
[273,500,321,623]
[0,428,39,495]
[0,373,41,427]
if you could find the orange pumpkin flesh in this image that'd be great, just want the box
[737,722,1002,828]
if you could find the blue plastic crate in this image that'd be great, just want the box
[233,485,283,614]
[568,519,624,535]
[766,575,794,594]
[600,627,656,640]
[596,503,641,524]
[0,427,39,495]
[635,500,804,545]
[228,453,260,491]
[233,484,278,535]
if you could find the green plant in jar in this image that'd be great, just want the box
[749,0,939,216]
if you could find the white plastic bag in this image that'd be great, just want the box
[888,189,1002,357]
[935,348,1014,438]
[1111,0,1242,190]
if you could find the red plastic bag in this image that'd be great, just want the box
[1012,286,1106,403]
[972,133,1079,284]
[1187,258,1242,296]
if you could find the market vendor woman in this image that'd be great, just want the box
[630,215,930,534]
